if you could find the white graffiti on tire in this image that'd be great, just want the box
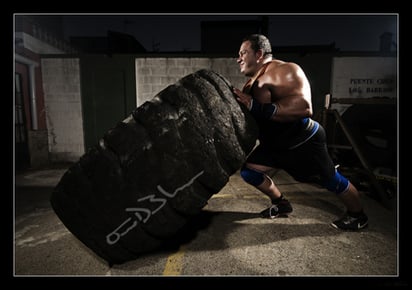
[106,171,204,245]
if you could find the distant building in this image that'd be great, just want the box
[14,15,76,169]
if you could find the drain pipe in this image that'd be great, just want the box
[15,54,39,130]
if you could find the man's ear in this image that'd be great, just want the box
[256,49,264,62]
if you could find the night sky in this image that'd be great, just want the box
[60,13,398,53]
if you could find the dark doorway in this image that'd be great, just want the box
[80,55,137,150]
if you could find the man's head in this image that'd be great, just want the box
[237,34,273,77]
[243,34,273,58]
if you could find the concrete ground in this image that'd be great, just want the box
[13,164,401,280]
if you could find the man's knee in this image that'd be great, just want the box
[323,170,350,194]
[240,165,265,186]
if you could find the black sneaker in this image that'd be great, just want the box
[260,199,293,219]
[331,212,368,230]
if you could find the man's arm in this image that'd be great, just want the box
[233,87,253,109]
[234,63,312,122]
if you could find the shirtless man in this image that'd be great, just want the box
[233,34,368,230]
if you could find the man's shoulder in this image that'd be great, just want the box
[267,60,301,73]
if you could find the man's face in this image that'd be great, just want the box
[237,41,258,77]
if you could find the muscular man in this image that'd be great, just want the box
[233,34,368,230]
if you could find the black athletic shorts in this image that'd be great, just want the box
[246,125,336,184]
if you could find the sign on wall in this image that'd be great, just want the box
[330,56,397,113]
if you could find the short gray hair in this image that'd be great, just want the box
[242,34,273,57]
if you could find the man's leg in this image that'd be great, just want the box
[240,163,292,218]
[243,163,281,199]
[323,169,368,230]
[338,182,363,213]
[299,124,368,230]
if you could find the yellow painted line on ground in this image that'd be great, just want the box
[163,246,185,276]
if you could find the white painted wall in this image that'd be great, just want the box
[41,58,85,162]
[135,57,247,106]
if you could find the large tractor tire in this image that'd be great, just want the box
[50,69,258,265]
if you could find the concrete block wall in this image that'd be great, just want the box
[135,57,247,106]
[41,58,85,162]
